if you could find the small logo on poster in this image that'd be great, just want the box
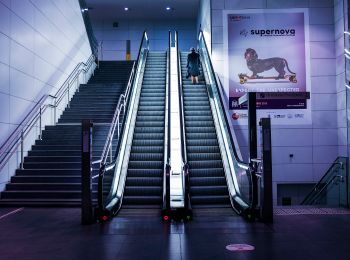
[231,100,239,108]
[240,29,248,37]
[230,15,250,21]
[232,113,240,120]
[294,113,304,118]
[274,114,286,119]
[232,113,248,120]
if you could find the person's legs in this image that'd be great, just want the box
[195,76,198,84]
[191,75,195,84]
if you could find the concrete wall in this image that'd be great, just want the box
[207,0,341,205]
[92,19,197,60]
[0,0,92,189]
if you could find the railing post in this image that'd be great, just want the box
[20,131,24,170]
[54,98,57,125]
[109,144,113,163]
[81,119,95,225]
[117,118,120,139]
[67,83,70,109]
[39,106,42,140]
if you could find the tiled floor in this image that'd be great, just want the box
[1,207,350,260]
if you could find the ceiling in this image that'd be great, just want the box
[85,0,200,20]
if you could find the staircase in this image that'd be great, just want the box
[0,61,133,206]
[180,52,230,208]
[122,51,167,208]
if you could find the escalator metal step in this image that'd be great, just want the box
[181,52,230,208]
[123,51,166,207]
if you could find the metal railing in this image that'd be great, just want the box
[301,157,348,206]
[97,31,149,216]
[93,61,136,168]
[0,54,96,173]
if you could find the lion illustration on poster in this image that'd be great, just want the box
[238,48,297,84]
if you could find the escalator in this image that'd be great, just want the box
[98,31,255,220]
[97,32,169,218]
[177,32,254,218]
[180,53,231,208]
[123,52,166,207]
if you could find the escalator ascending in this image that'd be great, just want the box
[122,52,167,208]
[180,52,231,210]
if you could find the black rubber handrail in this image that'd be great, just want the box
[198,31,245,164]
[197,30,253,215]
[162,31,171,215]
[98,31,149,216]
[176,31,191,213]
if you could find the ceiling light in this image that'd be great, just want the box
[166,6,172,11]
[124,7,129,11]
[81,8,88,12]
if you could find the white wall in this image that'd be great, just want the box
[335,0,347,157]
[92,19,197,60]
[208,0,341,205]
[197,0,211,53]
[0,0,92,189]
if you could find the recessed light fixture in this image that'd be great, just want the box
[124,7,129,11]
[81,8,89,12]
[166,6,172,11]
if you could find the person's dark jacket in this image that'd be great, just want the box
[187,51,200,77]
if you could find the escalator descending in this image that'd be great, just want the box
[122,52,167,208]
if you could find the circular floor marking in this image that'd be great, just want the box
[226,244,255,252]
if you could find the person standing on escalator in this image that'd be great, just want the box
[186,47,200,84]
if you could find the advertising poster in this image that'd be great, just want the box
[223,9,311,125]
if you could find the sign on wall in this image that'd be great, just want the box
[223,9,311,124]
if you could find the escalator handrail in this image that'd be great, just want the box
[175,31,191,211]
[162,31,171,212]
[198,30,247,166]
[98,31,149,213]
[215,74,244,162]
[176,32,188,164]
[197,30,252,212]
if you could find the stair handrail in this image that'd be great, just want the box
[197,30,253,215]
[305,174,344,205]
[97,31,148,169]
[97,31,149,216]
[0,54,96,172]
[96,61,136,167]
[301,156,348,205]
